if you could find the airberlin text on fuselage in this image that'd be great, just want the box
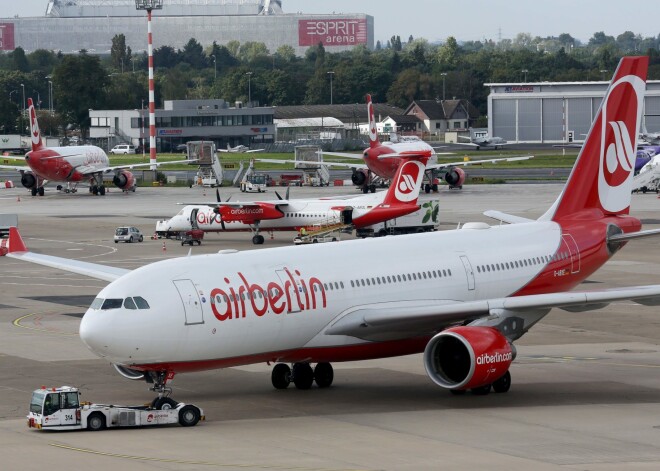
[210,268,326,321]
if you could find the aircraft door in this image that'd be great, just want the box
[173,279,205,325]
[459,254,476,291]
[562,234,581,274]
[190,208,200,229]
[341,207,353,224]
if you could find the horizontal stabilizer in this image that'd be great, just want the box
[608,228,660,242]
[483,210,534,224]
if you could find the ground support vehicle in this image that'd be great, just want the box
[293,234,339,245]
[27,386,204,431]
[240,173,268,192]
[180,229,204,246]
[356,200,439,238]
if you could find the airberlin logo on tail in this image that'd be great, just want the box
[29,105,41,145]
[393,160,424,203]
[367,96,378,144]
[597,74,646,212]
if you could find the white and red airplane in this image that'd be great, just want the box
[3,57,660,406]
[260,94,532,193]
[0,98,190,196]
[219,144,264,153]
[159,155,429,245]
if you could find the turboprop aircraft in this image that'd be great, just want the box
[159,154,429,244]
[219,144,264,153]
[0,98,191,196]
[3,57,660,407]
[258,94,532,193]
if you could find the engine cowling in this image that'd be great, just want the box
[423,326,514,391]
[113,364,145,380]
[113,170,135,190]
[20,172,37,189]
[444,167,466,187]
[351,169,368,186]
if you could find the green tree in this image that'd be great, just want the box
[437,36,458,68]
[239,41,269,63]
[52,53,108,134]
[11,47,29,72]
[180,38,206,69]
[154,46,179,69]
[110,34,132,72]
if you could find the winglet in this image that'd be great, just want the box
[8,227,28,253]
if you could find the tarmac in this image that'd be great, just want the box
[1,182,660,470]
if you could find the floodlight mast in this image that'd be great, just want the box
[135,0,163,170]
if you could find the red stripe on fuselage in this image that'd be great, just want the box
[127,337,431,374]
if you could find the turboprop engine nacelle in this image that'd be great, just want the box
[423,326,514,390]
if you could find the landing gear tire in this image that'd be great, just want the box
[38,187,44,196]
[178,405,201,427]
[369,184,376,193]
[152,396,178,410]
[99,185,106,196]
[362,186,369,194]
[87,412,106,431]
[57,185,62,191]
[471,384,492,395]
[31,188,37,196]
[292,362,314,390]
[432,183,439,192]
[424,183,431,194]
[314,362,334,388]
[492,371,511,393]
[92,185,98,195]
[271,363,291,389]
[252,235,265,245]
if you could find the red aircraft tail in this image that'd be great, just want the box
[544,56,648,222]
[366,94,379,149]
[27,98,44,152]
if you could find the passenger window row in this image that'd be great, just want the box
[475,252,570,274]
[350,269,452,288]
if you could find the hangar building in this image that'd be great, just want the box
[486,81,660,143]
[0,0,373,56]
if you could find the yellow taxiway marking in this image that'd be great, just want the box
[49,443,371,471]
[12,313,78,336]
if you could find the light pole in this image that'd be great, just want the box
[210,54,216,80]
[20,83,25,133]
[245,71,252,104]
[135,0,163,170]
[440,72,447,101]
[131,57,136,73]
[327,71,335,105]
[47,79,53,115]
[521,69,528,83]
[33,90,41,110]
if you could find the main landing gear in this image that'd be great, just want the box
[30,187,45,196]
[250,221,265,245]
[271,362,334,390]
[449,371,512,396]
[89,184,106,196]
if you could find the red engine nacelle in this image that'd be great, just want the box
[351,169,368,186]
[113,170,135,191]
[444,167,466,188]
[423,326,514,391]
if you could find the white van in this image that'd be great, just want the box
[110,144,136,155]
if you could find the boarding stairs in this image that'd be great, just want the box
[633,156,660,192]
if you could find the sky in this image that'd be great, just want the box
[6,0,660,45]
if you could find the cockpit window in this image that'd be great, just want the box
[123,297,137,310]
[90,298,104,310]
[134,296,150,309]
[101,298,123,310]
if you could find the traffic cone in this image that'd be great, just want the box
[162,241,166,251]
[16,195,20,202]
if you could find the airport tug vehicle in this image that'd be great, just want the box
[27,386,204,431]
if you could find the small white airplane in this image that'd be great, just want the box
[3,57,660,406]
[159,154,429,245]
[0,98,191,196]
[639,123,660,145]
[258,95,531,193]
[456,130,508,150]
[218,144,264,153]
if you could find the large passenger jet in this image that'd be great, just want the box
[0,98,190,196]
[4,57,660,407]
[160,155,429,244]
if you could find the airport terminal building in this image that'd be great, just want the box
[486,80,660,143]
[0,0,373,56]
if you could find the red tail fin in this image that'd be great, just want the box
[546,57,648,221]
[366,94,379,149]
[27,98,44,152]
[381,156,429,207]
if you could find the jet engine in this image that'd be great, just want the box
[423,326,514,391]
[113,170,135,191]
[114,364,145,380]
[444,167,466,188]
[351,169,368,186]
[20,172,37,189]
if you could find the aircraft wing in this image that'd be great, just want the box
[0,164,29,171]
[483,210,534,224]
[244,149,265,153]
[324,285,660,340]
[3,228,128,282]
[428,155,533,170]
[86,158,195,175]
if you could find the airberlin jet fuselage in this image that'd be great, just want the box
[79,212,635,373]
[26,146,109,182]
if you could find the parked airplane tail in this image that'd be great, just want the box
[366,94,379,149]
[381,155,429,207]
[542,57,648,222]
[27,98,44,152]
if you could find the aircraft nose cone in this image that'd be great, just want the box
[79,311,107,357]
